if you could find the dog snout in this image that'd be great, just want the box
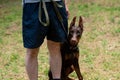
[70,37,78,46]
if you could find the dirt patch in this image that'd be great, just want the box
[5,21,21,35]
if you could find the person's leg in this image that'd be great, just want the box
[47,40,62,79]
[25,48,39,80]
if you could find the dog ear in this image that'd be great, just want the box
[79,16,83,29]
[70,16,76,27]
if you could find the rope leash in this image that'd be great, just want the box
[39,0,50,26]
[50,0,68,37]
[39,0,63,26]
[39,0,68,38]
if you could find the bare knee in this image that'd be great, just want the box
[47,40,61,55]
[26,48,39,59]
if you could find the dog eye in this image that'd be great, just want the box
[76,31,81,37]
[70,31,74,34]
[76,31,80,34]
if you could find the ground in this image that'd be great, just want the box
[0,0,120,80]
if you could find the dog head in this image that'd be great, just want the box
[68,16,84,46]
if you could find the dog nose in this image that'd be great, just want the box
[70,38,77,45]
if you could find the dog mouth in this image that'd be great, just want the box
[70,40,78,46]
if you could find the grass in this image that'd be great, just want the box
[0,0,120,80]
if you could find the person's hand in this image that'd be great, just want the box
[65,5,70,19]
[64,0,69,19]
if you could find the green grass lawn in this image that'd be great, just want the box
[0,0,120,80]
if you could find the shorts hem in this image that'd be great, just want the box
[23,45,41,49]
[47,38,66,43]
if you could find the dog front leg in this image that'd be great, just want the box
[48,70,53,80]
[73,58,83,80]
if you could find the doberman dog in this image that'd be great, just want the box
[48,16,84,80]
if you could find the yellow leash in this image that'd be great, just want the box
[39,0,50,26]
[38,0,63,26]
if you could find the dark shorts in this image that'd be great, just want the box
[22,1,68,48]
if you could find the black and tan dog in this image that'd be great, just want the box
[49,16,84,80]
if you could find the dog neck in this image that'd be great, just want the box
[69,43,79,52]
